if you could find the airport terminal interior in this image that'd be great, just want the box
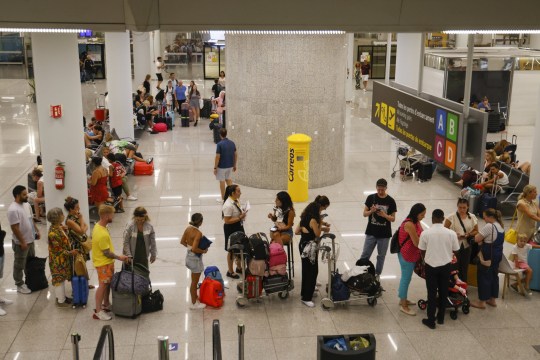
[0,28,540,360]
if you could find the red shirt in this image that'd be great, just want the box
[110,162,124,188]
[399,219,423,262]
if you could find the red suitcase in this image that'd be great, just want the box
[153,123,167,132]
[134,161,154,176]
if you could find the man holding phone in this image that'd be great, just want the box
[8,185,39,295]
[358,178,397,277]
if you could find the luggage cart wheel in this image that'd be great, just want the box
[462,305,470,314]
[450,310,458,320]
[236,296,248,307]
[278,291,289,300]
[391,172,396,178]
[417,299,427,310]
[321,298,334,310]
[367,297,377,307]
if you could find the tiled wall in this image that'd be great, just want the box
[226,34,346,189]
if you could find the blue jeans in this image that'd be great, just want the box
[359,235,390,275]
[398,252,415,300]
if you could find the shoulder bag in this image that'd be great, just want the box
[456,212,475,246]
[504,208,518,245]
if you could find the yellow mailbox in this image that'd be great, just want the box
[287,134,312,202]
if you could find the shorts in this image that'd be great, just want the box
[216,167,233,181]
[111,185,122,197]
[96,263,115,283]
[185,251,204,273]
[517,261,530,270]
[361,75,369,81]
[156,73,163,81]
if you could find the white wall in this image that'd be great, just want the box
[421,67,445,98]
[395,33,423,90]
[508,71,540,126]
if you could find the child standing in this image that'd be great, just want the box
[511,233,540,295]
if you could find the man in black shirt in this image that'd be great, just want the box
[359,178,397,276]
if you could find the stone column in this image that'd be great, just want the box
[529,34,540,49]
[31,33,89,221]
[345,33,354,102]
[530,85,540,188]
[395,33,424,91]
[226,33,346,189]
[105,31,134,139]
[455,34,468,48]
[132,31,152,89]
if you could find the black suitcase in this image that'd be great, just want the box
[201,99,212,118]
[417,161,433,182]
[25,256,48,292]
[213,123,222,144]
[476,192,497,216]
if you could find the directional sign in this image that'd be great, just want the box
[169,343,179,351]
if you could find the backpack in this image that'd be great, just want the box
[199,277,224,308]
[346,273,379,296]
[331,271,350,301]
[204,266,225,291]
[25,256,48,292]
[248,259,267,277]
[247,233,270,260]
[268,242,287,268]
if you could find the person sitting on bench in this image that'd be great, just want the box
[28,168,45,222]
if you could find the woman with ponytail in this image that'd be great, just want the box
[471,208,504,309]
[180,213,207,310]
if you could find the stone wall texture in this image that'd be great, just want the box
[226,34,346,189]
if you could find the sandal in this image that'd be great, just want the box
[486,300,497,307]
[226,271,240,279]
[470,301,486,309]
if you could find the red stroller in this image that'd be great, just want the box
[415,256,471,320]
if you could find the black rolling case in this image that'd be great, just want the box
[417,162,433,182]
[201,99,212,118]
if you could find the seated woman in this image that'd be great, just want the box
[27,168,45,222]
[108,139,153,164]
[476,162,508,193]
[455,150,497,188]
[268,191,296,245]
[499,152,531,176]
[88,157,109,210]
[84,125,103,148]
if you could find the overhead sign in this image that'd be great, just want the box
[371,82,460,171]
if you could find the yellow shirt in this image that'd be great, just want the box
[92,223,115,268]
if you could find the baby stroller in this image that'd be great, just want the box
[416,256,470,320]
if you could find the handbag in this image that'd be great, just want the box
[455,212,475,246]
[141,287,164,313]
[199,98,204,109]
[504,208,518,244]
[73,253,89,279]
[69,231,92,254]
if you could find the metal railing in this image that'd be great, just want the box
[93,325,115,360]
[213,320,222,360]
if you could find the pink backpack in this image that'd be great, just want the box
[268,242,287,268]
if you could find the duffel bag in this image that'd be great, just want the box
[111,264,150,295]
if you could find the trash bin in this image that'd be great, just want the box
[317,334,376,360]
[287,134,312,202]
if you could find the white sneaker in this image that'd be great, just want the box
[127,195,138,201]
[17,284,31,294]
[302,300,315,308]
[0,297,13,305]
[216,198,223,203]
[190,301,206,310]
[0,307,6,316]
[93,310,112,321]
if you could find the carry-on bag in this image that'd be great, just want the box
[72,275,89,308]
[112,289,142,318]
[25,256,48,292]
[141,286,164,313]
[204,266,225,291]
[133,161,154,176]
[199,277,224,308]
[111,263,150,296]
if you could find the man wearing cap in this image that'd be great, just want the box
[358,178,397,277]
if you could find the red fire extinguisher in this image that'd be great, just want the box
[55,161,65,190]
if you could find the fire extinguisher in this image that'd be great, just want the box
[55,161,65,190]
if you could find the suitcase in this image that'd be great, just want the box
[153,122,168,133]
[134,161,154,176]
[468,194,478,215]
[476,192,497,216]
[417,161,433,182]
[263,275,289,295]
[165,111,175,129]
[528,249,540,291]
[201,99,212,118]
[112,289,142,318]
[25,256,48,292]
[72,276,89,308]
[246,275,263,299]
[213,123,222,144]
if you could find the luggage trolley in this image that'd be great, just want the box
[228,232,292,308]
[320,234,382,310]
[391,145,423,181]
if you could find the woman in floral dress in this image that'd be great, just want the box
[47,207,78,308]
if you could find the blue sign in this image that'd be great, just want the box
[169,343,179,351]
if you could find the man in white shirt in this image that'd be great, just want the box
[418,209,459,329]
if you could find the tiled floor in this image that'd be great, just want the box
[0,78,539,360]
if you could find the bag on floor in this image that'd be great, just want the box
[199,277,224,308]
[248,258,267,277]
[247,233,270,260]
[141,287,164,313]
[72,275,89,307]
[25,256,48,292]
[134,161,154,176]
[268,242,287,268]
[204,266,225,291]
[112,290,142,318]
[331,271,350,301]
[153,122,168,132]
[111,264,151,295]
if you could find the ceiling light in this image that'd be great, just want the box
[444,30,540,34]
[0,28,88,33]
